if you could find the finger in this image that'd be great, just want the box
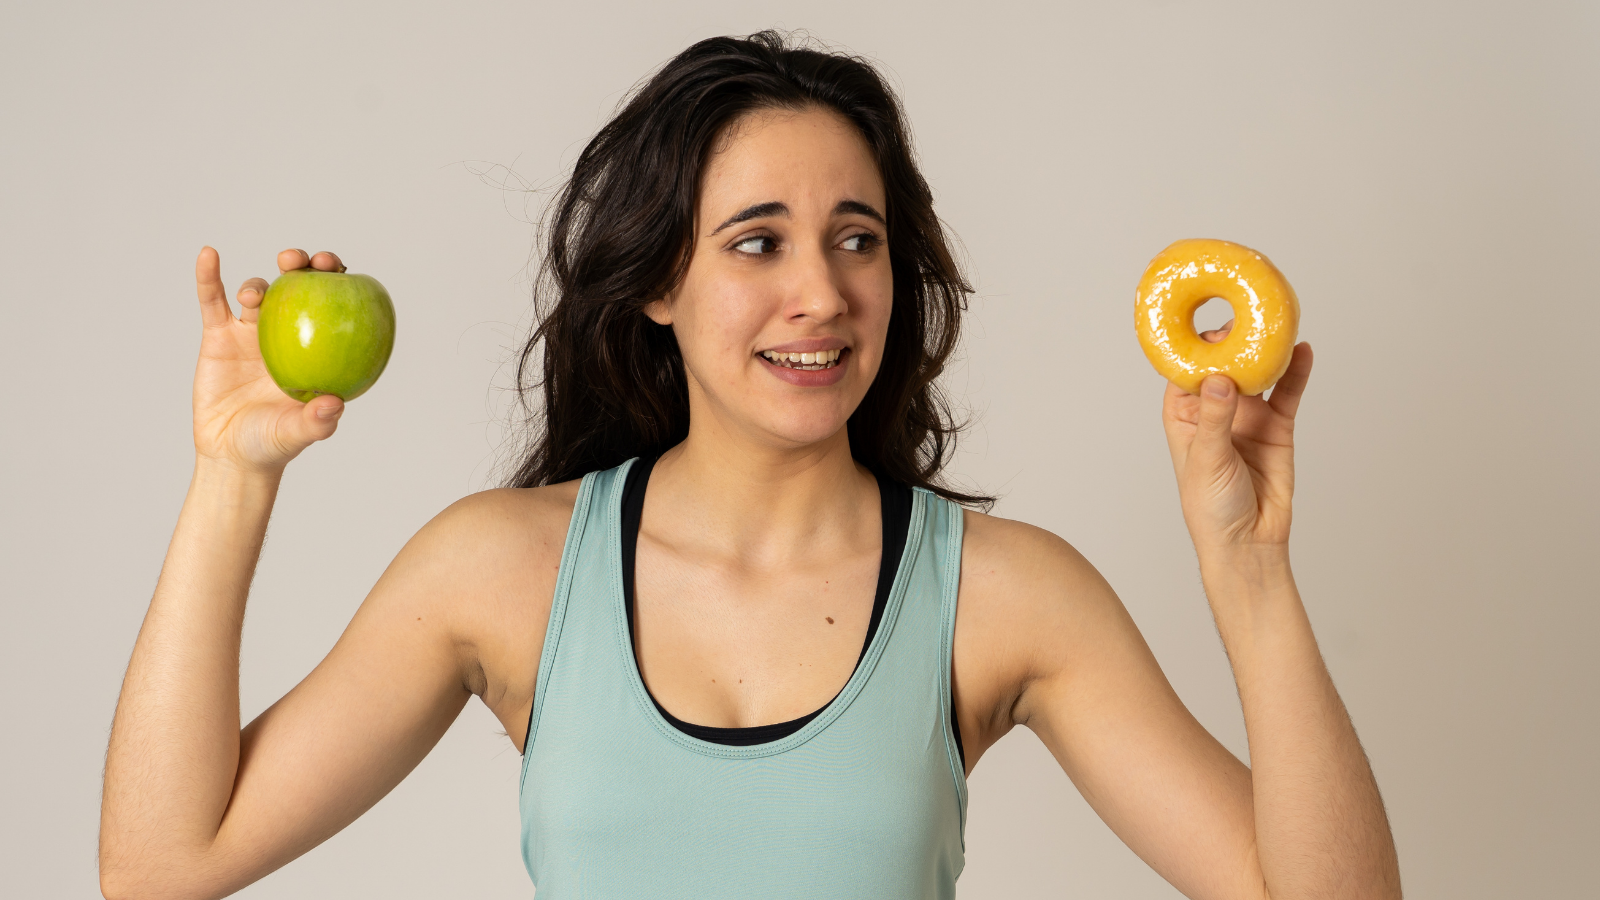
[237,277,270,324]
[1266,342,1314,419]
[195,246,234,329]
[282,394,345,447]
[1199,319,1236,344]
[1190,375,1240,467]
[1162,378,1200,426]
[278,248,311,273]
[1161,378,1200,466]
[309,251,345,273]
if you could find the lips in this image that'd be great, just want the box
[758,347,850,387]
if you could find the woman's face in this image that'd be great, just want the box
[648,106,892,450]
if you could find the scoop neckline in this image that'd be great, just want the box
[607,456,924,759]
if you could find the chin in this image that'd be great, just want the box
[757,405,855,450]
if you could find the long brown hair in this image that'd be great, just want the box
[504,30,991,507]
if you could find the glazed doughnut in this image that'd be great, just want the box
[1134,238,1299,396]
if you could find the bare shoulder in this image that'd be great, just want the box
[959,509,1123,647]
[414,480,582,559]
[384,481,580,613]
[953,509,1141,755]
[384,480,582,738]
[960,508,1103,591]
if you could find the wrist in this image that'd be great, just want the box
[191,455,284,500]
[1203,538,1299,614]
[1197,543,1296,596]
[1196,549,1307,659]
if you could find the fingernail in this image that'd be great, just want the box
[317,404,342,419]
[1204,377,1230,398]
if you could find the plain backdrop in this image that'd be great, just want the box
[2,1,1595,897]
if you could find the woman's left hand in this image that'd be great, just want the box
[1161,323,1314,558]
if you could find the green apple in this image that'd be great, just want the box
[258,268,396,402]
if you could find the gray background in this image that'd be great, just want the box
[2,1,1595,896]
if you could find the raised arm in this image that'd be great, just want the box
[99,248,476,900]
[960,337,1399,899]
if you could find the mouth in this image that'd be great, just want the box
[758,348,846,371]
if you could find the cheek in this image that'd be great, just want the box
[872,270,894,328]
[849,265,895,358]
[676,279,771,370]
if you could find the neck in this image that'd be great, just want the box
[647,416,879,565]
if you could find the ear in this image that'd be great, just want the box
[643,296,673,326]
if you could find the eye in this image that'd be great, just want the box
[732,235,778,255]
[839,233,880,253]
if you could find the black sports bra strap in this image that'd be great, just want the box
[618,453,960,766]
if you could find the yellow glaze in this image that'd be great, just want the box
[1134,238,1299,396]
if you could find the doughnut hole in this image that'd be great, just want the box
[1193,296,1235,340]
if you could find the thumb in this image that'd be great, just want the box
[1190,376,1239,466]
[287,394,345,446]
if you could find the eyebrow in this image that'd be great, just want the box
[709,199,887,235]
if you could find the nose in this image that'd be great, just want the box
[783,243,848,323]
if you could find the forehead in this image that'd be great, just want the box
[698,107,885,221]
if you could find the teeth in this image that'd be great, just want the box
[760,348,843,369]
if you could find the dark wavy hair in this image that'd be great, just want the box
[504,30,991,507]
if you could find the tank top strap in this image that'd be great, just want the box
[518,461,627,791]
[896,484,968,823]
[915,485,970,821]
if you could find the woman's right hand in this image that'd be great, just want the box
[192,246,347,475]
[106,247,486,900]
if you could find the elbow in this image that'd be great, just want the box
[99,822,235,900]
[99,807,227,899]
[99,842,137,900]
[100,864,169,900]
[99,864,143,900]
[99,870,132,900]
[99,859,213,900]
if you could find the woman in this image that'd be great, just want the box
[99,31,1400,899]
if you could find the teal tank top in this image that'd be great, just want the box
[518,459,969,897]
